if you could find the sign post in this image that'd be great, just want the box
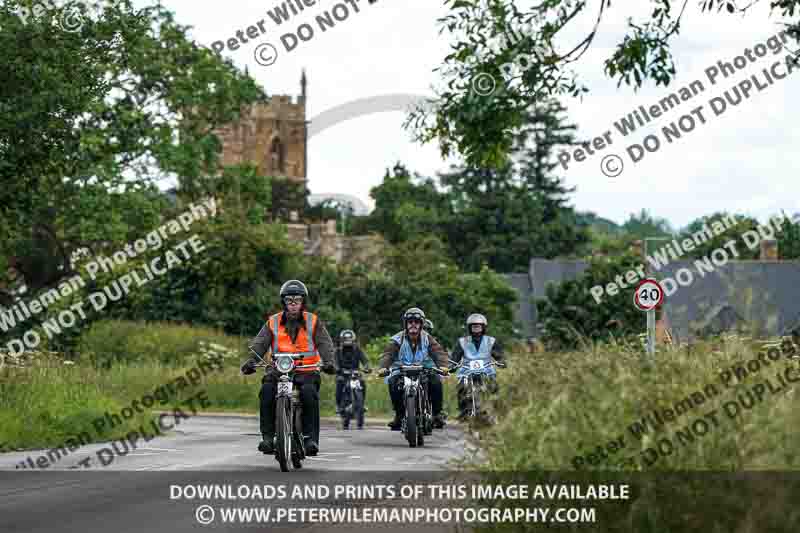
[634,279,665,356]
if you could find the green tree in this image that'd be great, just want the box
[675,212,761,260]
[357,163,452,244]
[407,0,800,168]
[0,0,265,302]
[439,101,589,271]
[776,212,800,260]
[622,209,675,240]
[537,252,648,350]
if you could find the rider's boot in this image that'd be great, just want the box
[303,437,319,456]
[432,413,446,429]
[257,434,275,454]
[387,413,402,431]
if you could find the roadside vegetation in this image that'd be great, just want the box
[0,321,458,451]
[479,334,800,471]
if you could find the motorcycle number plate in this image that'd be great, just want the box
[278,382,293,394]
[350,380,361,390]
[469,360,484,370]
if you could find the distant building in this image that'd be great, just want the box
[507,239,800,342]
[204,70,380,266]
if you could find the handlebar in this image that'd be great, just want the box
[448,358,506,372]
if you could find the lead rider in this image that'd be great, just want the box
[240,280,336,456]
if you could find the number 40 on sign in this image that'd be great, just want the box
[634,279,664,311]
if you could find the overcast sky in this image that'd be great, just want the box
[155,0,799,230]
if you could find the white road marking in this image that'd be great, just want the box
[348,456,361,459]
[136,447,182,452]
[306,457,336,462]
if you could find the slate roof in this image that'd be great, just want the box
[653,260,800,342]
[503,258,800,342]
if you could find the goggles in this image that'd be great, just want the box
[284,296,304,305]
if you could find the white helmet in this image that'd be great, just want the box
[466,313,487,333]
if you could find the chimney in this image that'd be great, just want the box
[760,239,778,261]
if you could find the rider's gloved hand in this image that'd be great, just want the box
[241,360,257,375]
[495,361,507,369]
[377,368,389,377]
[322,362,336,375]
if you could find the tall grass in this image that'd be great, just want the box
[477,335,800,471]
[0,321,459,450]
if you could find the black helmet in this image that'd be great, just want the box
[280,279,308,300]
[340,329,356,345]
[403,307,426,329]
[466,313,487,334]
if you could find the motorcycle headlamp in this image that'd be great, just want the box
[275,355,295,374]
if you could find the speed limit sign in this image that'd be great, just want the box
[634,279,664,311]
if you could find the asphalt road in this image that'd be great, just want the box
[0,416,472,533]
[0,415,468,471]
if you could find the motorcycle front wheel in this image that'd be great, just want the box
[275,396,292,472]
[405,394,417,448]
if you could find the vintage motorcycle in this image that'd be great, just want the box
[395,364,447,447]
[451,357,505,423]
[339,368,371,430]
[250,348,319,472]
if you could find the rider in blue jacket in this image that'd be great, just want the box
[449,313,505,420]
[378,307,450,430]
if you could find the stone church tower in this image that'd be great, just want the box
[213,71,308,191]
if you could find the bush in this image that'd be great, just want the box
[536,252,652,350]
[77,320,244,368]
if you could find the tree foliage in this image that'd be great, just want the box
[537,252,649,350]
[675,212,761,260]
[0,0,265,303]
[407,0,800,167]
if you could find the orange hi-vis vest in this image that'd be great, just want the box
[268,311,321,372]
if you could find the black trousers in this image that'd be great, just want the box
[388,372,442,418]
[259,372,321,443]
[335,375,367,407]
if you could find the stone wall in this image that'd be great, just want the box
[213,95,307,183]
